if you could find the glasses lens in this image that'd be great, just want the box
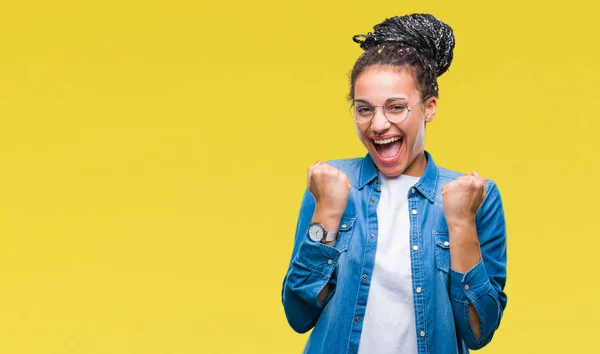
[352,102,374,123]
[384,99,409,123]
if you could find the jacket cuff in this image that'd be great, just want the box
[285,239,342,308]
[450,259,492,303]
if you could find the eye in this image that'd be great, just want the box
[356,106,373,115]
[388,104,407,112]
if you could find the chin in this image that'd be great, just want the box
[375,163,406,178]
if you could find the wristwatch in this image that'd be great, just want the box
[308,222,340,243]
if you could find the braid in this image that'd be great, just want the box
[349,14,455,100]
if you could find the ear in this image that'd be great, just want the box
[424,96,437,123]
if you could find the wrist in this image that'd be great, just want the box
[447,219,482,273]
[313,205,344,228]
[446,215,476,232]
[312,208,342,246]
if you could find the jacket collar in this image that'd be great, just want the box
[357,151,438,203]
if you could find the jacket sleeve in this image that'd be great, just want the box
[281,189,343,333]
[449,181,508,349]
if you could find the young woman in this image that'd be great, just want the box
[281,14,508,354]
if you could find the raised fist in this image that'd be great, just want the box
[442,170,487,225]
[307,161,351,217]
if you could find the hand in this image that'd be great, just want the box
[308,160,351,218]
[442,170,487,226]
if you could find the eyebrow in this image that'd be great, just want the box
[354,97,408,104]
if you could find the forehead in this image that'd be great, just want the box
[354,66,419,101]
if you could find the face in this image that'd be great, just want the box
[353,65,437,177]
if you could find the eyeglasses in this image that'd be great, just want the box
[350,95,430,124]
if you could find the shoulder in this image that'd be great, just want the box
[436,166,467,183]
[324,157,364,184]
[435,166,502,205]
[324,157,363,170]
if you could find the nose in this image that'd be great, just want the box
[371,107,391,134]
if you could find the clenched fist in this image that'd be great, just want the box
[308,161,351,218]
[442,170,487,225]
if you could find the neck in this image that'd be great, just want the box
[402,152,428,177]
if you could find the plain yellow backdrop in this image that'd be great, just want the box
[1,0,599,353]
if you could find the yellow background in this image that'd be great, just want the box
[0,0,598,353]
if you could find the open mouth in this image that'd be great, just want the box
[373,136,403,163]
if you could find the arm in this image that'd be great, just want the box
[448,181,508,349]
[281,189,343,333]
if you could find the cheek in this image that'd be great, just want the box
[410,122,426,151]
[355,123,368,144]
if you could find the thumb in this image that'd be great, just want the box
[307,160,322,186]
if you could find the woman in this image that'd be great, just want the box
[281,14,508,354]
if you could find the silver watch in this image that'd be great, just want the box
[308,222,339,243]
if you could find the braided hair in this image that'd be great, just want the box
[349,14,455,100]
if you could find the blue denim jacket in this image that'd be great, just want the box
[282,151,507,354]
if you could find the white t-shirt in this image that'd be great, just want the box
[358,173,420,354]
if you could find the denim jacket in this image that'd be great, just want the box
[281,151,508,354]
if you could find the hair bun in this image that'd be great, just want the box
[353,13,455,77]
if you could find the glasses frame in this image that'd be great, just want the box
[351,95,431,124]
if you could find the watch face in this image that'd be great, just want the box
[308,223,324,242]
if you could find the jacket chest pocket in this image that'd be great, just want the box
[335,216,357,252]
[433,231,450,273]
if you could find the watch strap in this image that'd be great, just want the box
[322,229,339,242]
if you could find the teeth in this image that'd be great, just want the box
[373,137,401,144]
